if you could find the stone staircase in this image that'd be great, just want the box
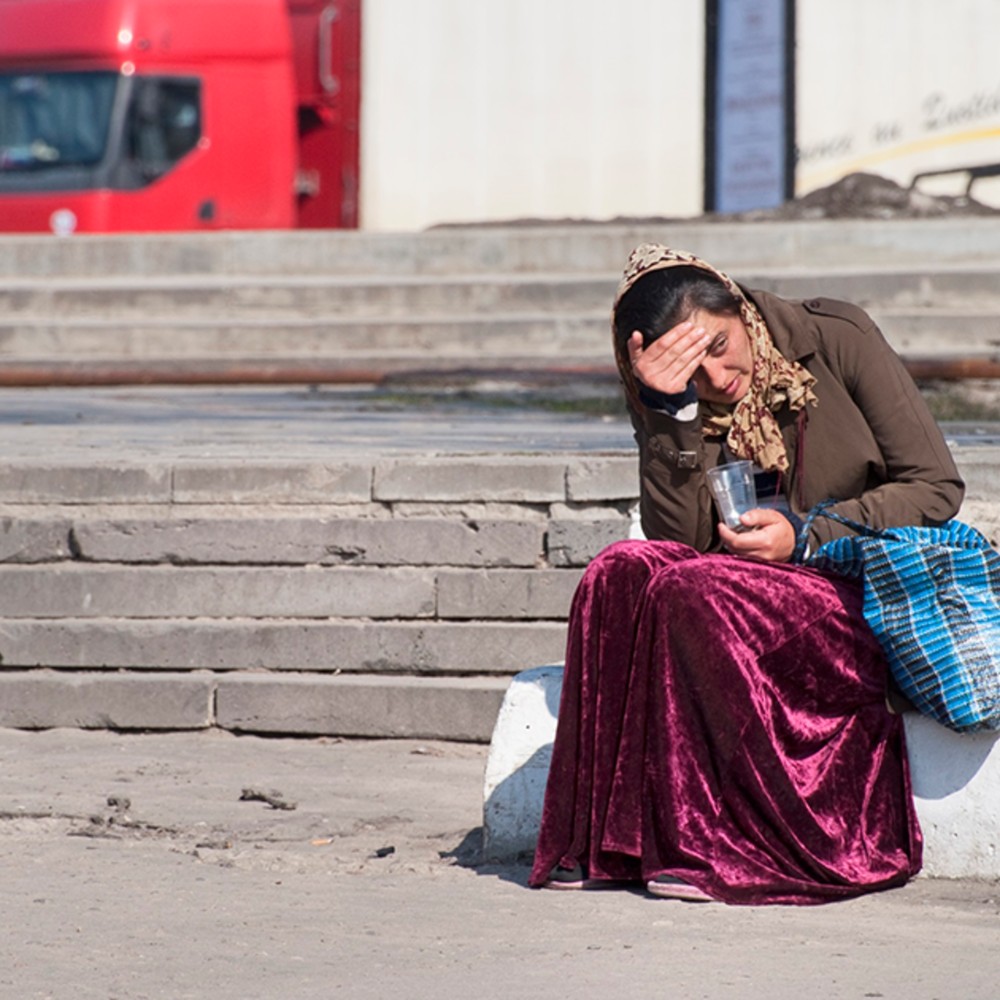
[0,434,641,740]
[1,218,1000,741]
[4,218,1000,379]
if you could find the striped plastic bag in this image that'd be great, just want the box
[805,511,1000,733]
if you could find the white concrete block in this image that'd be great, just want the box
[629,502,645,539]
[905,713,1000,879]
[483,664,1000,880]
[482,665,564,860]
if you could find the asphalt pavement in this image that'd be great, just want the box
[1,727,998,1000]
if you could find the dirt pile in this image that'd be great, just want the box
[743,171,1000,221]
[449,170,1000,228]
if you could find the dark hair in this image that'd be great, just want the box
[614,266,741,350]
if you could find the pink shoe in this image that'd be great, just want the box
[543,864,611,890]
[646,875,714,902]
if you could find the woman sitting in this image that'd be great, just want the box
[529,244,964,905]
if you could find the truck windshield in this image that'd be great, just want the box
[0,71,118,171]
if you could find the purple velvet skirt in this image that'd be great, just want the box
[529,540,922,905]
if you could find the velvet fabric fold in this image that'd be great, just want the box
[529,540,922,905]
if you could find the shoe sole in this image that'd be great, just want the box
[542,877,614,891]
[646,879,714,902]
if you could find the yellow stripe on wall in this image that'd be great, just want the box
[798,125,1000,191]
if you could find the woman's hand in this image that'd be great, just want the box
[627,321,710,396]
[718,509,797,563]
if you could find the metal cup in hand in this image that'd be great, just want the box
[706,460,757,531]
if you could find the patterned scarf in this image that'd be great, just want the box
[613,243,817,473]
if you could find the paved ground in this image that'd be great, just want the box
[0,384,636,461]
[1,728,997,1000]
[3,384,1000,464]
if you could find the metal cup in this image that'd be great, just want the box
[706,460,757,530]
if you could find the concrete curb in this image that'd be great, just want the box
[482,665,1000,879]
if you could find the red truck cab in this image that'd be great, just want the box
[0,0,359,232]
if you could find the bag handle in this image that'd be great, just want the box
[791,499,885,563]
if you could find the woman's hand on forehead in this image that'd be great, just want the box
[627,320,711,396]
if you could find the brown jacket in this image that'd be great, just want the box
[629,289,965,553]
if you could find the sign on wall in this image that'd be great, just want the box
[704,0,795,213]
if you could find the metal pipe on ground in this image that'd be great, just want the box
[0,358,997,388]
[0,362,621,388]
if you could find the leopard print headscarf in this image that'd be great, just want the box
[613,243,817,473]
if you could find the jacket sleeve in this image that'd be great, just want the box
[629,401,721,551]
[801,298,965,549]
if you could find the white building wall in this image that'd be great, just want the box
[360,0,705,230]
[360,1,1000,230]
[796,0,1000,202]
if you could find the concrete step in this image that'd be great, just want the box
[745,264,1000,309]
[4,263,1000,320]
[10,505,549,567]
[0,313,612,360]
[0,618,569,675]
[0,273,617,318]
[0,564,581,620]
[7,218,1000,280]
[870,309,1000,355]
[0,445,998,502]
[0,669,509,741]
[1,309,998,363]
[0,564,440,619]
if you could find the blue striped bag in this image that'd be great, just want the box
[802,505,1000,733]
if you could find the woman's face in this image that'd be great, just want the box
[687,308,753,405]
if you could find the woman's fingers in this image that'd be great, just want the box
[719,511,796,563]
[626,330,646,367]
[629,322,710,395]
